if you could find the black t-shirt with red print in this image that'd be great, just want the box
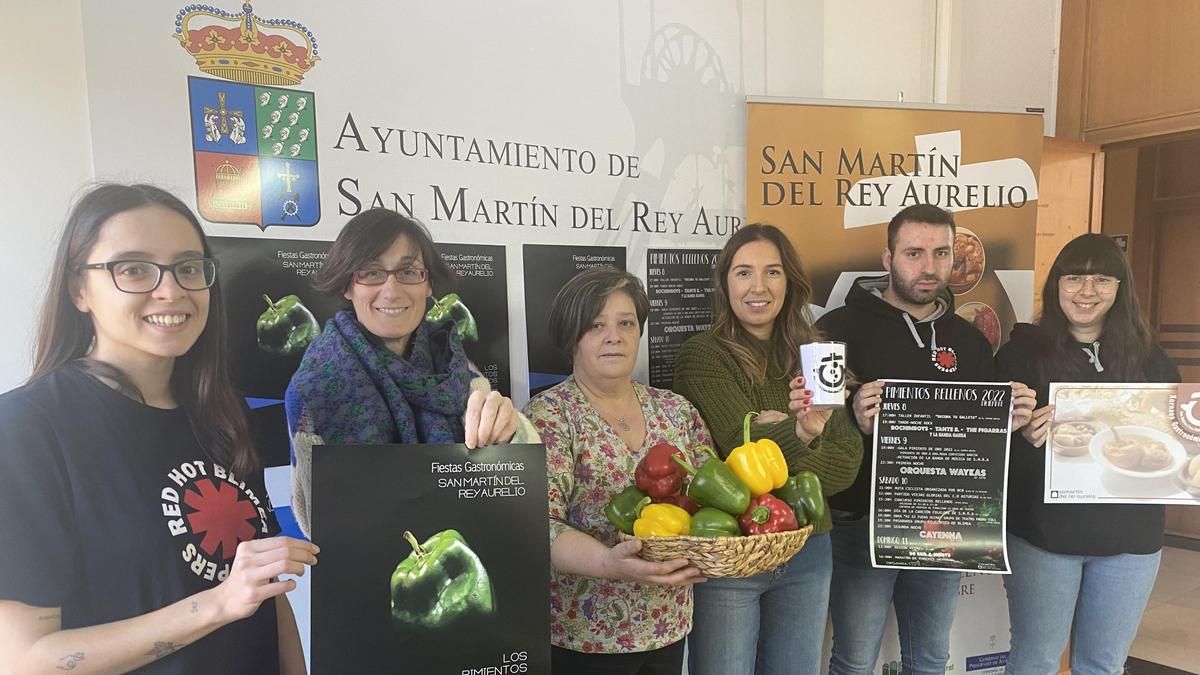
[0,364,279,674]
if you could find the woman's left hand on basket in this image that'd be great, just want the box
[601,538,707,586]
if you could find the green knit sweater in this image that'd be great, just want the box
[672,330,863,500]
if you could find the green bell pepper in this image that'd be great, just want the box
[772,471,831,534]
[426,293,478,341]
[604,485,651,535]
[390,529,495,630]
[689,506,741,537]
[256,294,319,356]
[672,447,751,517]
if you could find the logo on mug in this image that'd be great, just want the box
[817,353,846,392]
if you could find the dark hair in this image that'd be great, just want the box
[30,183,259,476]
[887,204,956,252]
[711,223,820,383]
[315,208,452,299]
[548,267,649,364]
[1037,233,1154,381]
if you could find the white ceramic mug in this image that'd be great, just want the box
[800,341,847,409]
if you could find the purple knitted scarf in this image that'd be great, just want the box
[289,310,472,445]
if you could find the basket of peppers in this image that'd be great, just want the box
[605,413,830,578]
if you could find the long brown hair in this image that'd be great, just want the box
[30,183,259,476]
[711,223,820,384]
[1037,233,1155,382]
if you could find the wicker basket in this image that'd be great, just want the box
[626,524,814,578]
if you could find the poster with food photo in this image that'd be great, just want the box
[1045,383,1200,504]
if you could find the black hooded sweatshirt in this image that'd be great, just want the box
[816,275,997,515]
[996,322,1180,555]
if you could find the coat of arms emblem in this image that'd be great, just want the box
[175,2,321,229]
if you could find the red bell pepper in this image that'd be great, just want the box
[738,493,799,535]
[653,492,699,515]
[635,443,686,498]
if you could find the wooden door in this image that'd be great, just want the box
[1035,137,1105,313]
[1155,210,1200,538]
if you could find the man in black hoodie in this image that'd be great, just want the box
[816,204,1034,675]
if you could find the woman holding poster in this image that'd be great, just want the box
[523,268,711,675]
[997,234,1180,674]
[0,184,315,673]
[673,224,863,675]
[285,208,533,537]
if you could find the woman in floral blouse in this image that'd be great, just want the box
[523,268,712,675]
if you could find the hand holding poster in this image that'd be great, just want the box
[1044,383,1200,504]
[871,380,1013,573]
[311,443,550,674]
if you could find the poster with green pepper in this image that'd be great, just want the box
[870,380,1012,573]
[522,244,625,396]
[311,443,550,673]
[434,243,510,396]
[209,237,343,469]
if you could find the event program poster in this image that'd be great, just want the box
[522,244,626,395]
[645,248,719,389]
[871,380,1013,573]
[1045,383,1200,505]
[311,443,550,674]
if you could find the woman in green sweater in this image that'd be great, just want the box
[673,223,863,675]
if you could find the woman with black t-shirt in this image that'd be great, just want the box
[0,184,317,673]
[997,234,1180,675]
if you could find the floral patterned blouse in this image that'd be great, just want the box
[523,377,712,654]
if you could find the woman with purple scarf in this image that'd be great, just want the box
[285,208,538,536]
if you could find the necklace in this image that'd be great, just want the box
[578,380,639,434]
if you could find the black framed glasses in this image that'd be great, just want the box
[352,267,428,286]
[76,258,219,294]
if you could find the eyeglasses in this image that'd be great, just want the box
[77,258,219,294]
[1059,274,1120,294]
[352,267,428,286]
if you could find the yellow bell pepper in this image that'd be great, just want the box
[725,412,789,496]
[632,503,692,538]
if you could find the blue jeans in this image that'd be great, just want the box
[687,532,831,675]
[828,518,961,675]
[1004,534,1160,675]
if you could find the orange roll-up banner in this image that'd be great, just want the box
[748,100,1043,674]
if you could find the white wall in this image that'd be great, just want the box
[816,0,1061,134]
[0,0,1061,386]
[0,0,94,392]
[950,0,1061,135]
[822,0,939,103]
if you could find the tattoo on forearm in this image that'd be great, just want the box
[38,612,61,621]
[190,601,199,614]
[56,652,85,670]
[146,642,183,659]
